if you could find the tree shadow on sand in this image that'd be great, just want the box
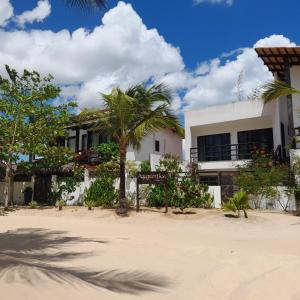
[0,228,171,294]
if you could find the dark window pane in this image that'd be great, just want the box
[197,133,231,161]
[155,140,160,152]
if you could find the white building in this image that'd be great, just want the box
[185,46,300,209]
[65,116,183,168]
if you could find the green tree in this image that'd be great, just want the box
[87,84,182,214]
[235,149,291,209]
[0,65,76,210]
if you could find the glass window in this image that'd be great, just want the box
[238,128,273,159]
[197,133,231,161]
[155,140,160,152]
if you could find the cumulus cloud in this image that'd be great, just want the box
[183,35,295,109]
[0,1,296,114]
[194,0,234,6]
[15,0,51,27]
[0,0,13,26]
[0,1,184,109]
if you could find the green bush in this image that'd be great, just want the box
[223,190,249,218]
[93,142,119,163]
[140,160,151,172]
[57,199,65,211]
[147,185,166,208]
[84,177,116,208]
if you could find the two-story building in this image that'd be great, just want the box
[65,112,183,168]
[185,46,300,204]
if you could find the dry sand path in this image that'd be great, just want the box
[0,207,300,300]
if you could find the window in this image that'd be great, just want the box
[155,140,160,152]
[199,176,218,186]
[197,133,231,161]
[237,128,273,159]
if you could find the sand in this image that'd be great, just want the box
[0,207,300,300]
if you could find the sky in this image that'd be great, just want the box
[1,0,300,125]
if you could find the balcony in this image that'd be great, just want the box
[190,143,276,163]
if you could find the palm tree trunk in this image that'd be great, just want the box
[116,143,127,215]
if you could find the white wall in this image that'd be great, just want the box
[184,100,285,164]
[0,181,34,205]
[127,129,182,162]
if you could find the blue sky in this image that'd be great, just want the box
[1,0,299,124]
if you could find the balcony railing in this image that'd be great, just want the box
[190,143,272,163]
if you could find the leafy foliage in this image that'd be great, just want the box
[261,80,300,103]
[81,83,181,214]
[0,65,76,208]
[140,160,151,172]
[147,156,213,211]
[236,148,291,209]
[50,166,84,204]
[223,190,249,218]
[84,177,116,208]
[93,142,119,163]
[29,200,38,209]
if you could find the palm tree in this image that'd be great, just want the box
[63,0,107,10]
[261,80,300,103]
[92,83,182,215]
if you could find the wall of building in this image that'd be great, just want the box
[127,129,182,163]
[0,181,34,205]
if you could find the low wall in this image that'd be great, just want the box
[0,181,34,205]
[248,186,296,211]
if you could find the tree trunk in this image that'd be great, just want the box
[116,144,127,215]
[4,161,13,211]
[243,209,248,219]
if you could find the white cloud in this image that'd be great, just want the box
[194,0,234,6]
[0,0,13,26]
[0,1,184,109]
[15,0,51,27]
[0,1,296,115]
[183,35,296,109]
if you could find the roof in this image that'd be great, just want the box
[255,47,300,81]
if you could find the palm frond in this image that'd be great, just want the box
[261,80,300,103]
[63,0,107,10]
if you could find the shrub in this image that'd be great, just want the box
[84,177,116,208]
[223,190,249,218]
[147,185,166,208]
[140,160,151,172]
[236,149,291,209]
[84,198,95,210]
[126,160,139,177]
[29,200,38,209]
[93,142,119,163]
[57,200,65,211]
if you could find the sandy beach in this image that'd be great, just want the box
[0,207,300,300]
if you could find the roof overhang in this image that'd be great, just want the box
[255,47,300,81]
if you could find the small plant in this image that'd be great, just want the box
[223,190,249,218]
[140,160,151,172]
[84,198,95,211]
[57,200,65,211]
[29,200,38,209]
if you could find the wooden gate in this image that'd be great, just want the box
[34,174,52,204]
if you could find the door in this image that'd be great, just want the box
[34,175,52,204]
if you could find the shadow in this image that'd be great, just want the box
[172,211,197,215]
[224,213,239,218]
[0,228,170,294]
